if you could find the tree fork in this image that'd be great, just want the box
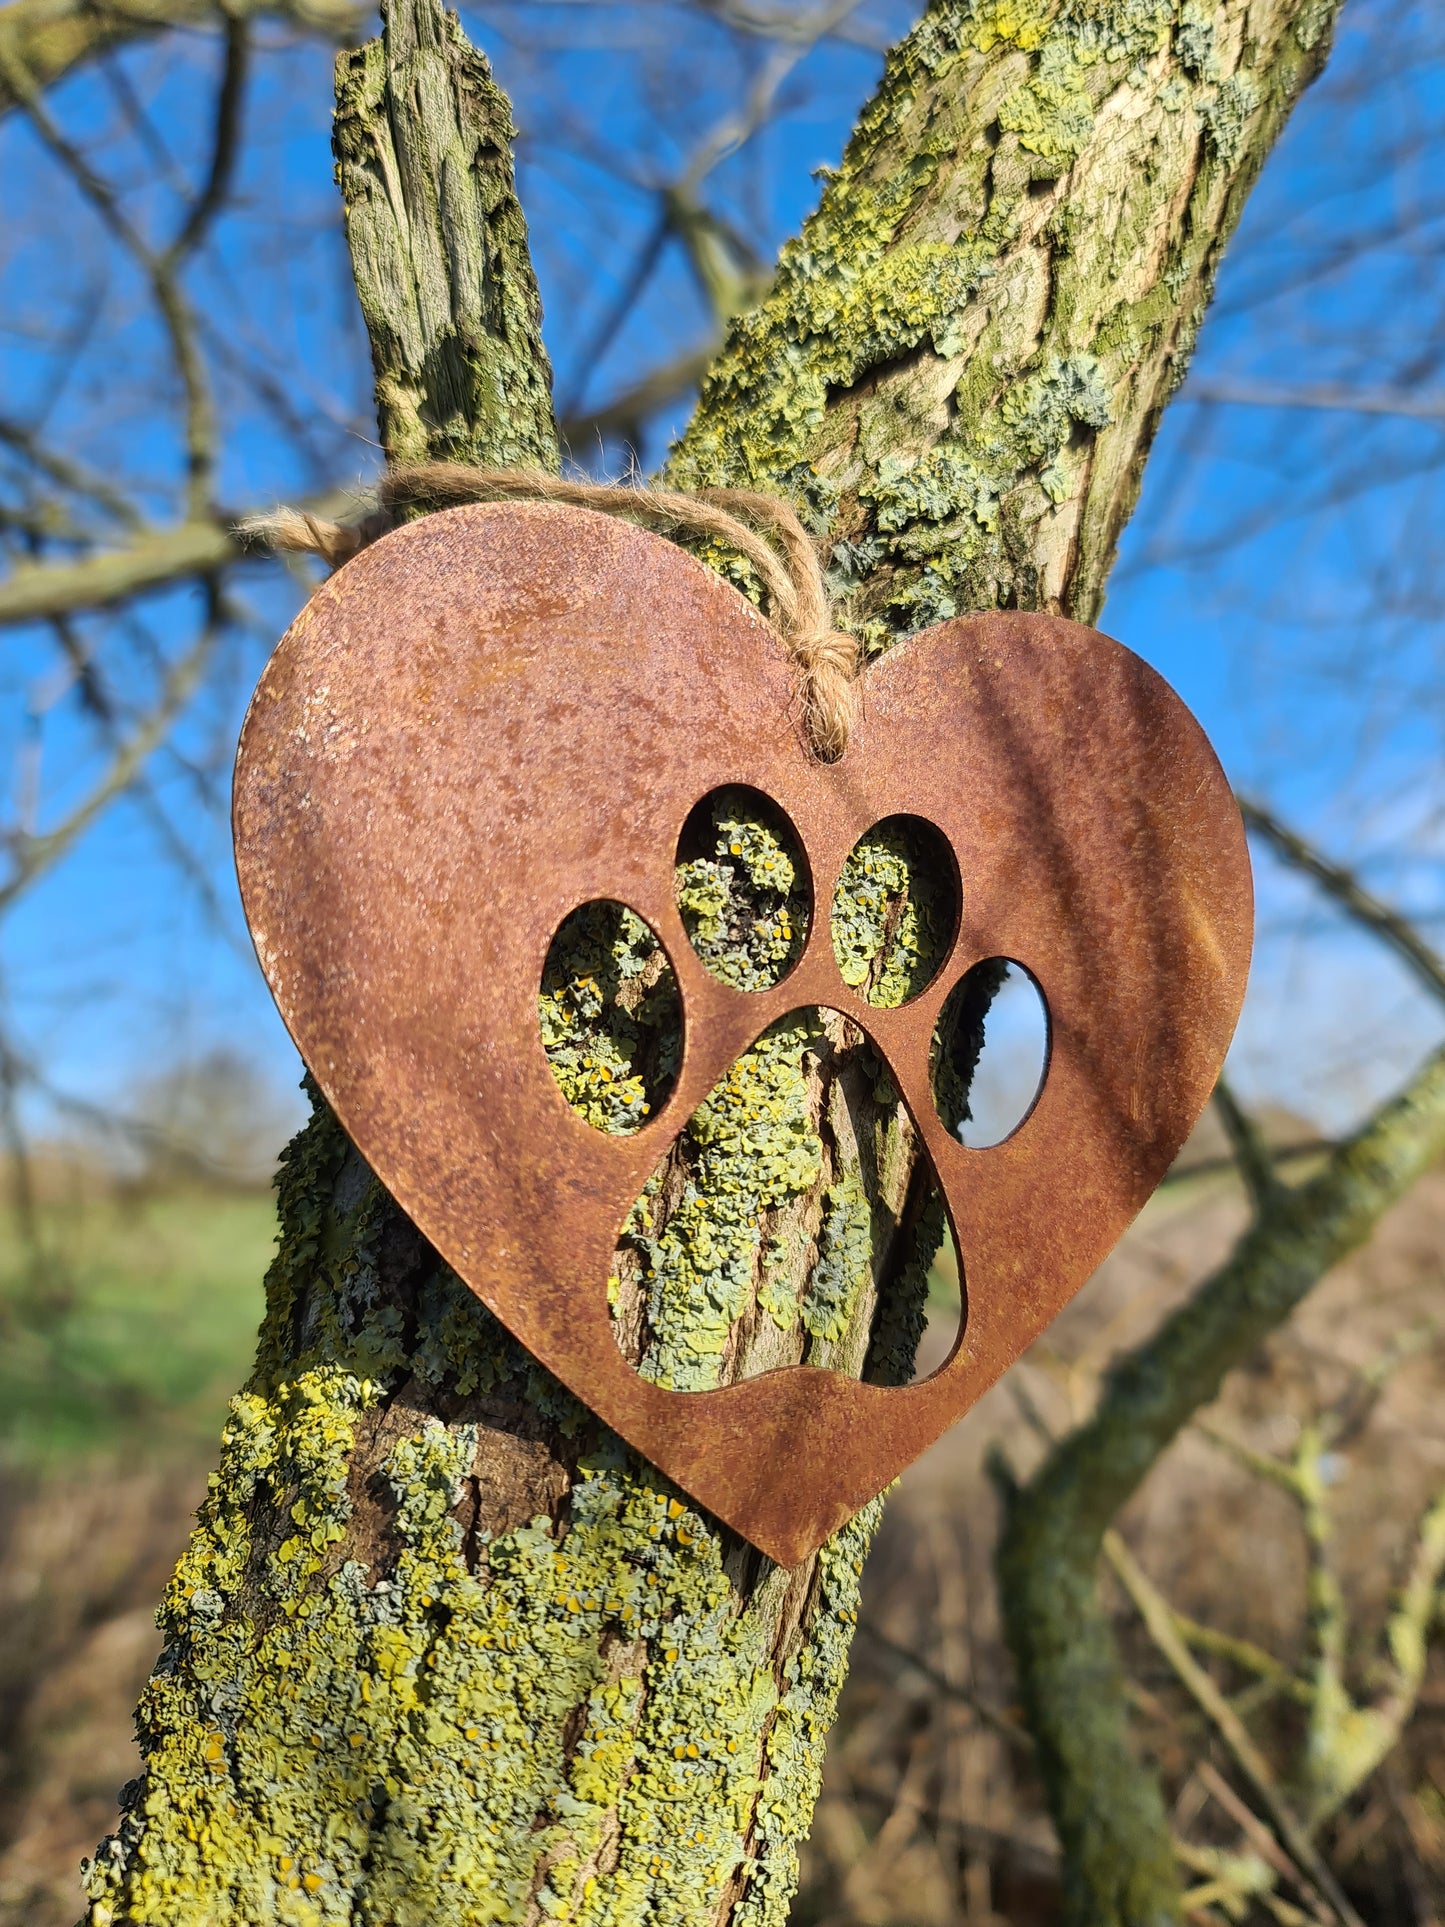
[83,0,1345,1922]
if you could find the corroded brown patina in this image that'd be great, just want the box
[233,501,1252,1567]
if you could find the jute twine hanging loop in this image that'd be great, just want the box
[243,463,860,760]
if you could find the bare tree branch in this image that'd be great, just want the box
[1240,798,1445,1006]
[0,0,364,112]
[1213,1076,1285,1214]
[168,15,250,261]
[0,417,145,533]
[0,587,225,914]
[1186,377,1445,422]
[0,36,220,514]
[560,345,715,455]
[0,488,355,624]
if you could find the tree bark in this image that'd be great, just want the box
[332,1,557,470]
[82,0,1343,1922]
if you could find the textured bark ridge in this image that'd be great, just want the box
[333,0,557,470]
[668,0,1339,637]
[82,0,1340,1922]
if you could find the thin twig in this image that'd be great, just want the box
[0,36,218,515]
[1170,1610,1312,1707]
[1159,1139,1336,1189]
[1196,1420,1307,1497]
[0,589,225,915]
[1239,798,1445,1007]
[1196,1762,1331,1927]
[1103,1530,1364,1927]
[1187,377,1445,422]
[856,1623,1035,1755]
[0,414,145,531]
[169,16,250,260]
[1213,1075,1285,1213]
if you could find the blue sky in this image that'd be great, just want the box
[3,0,1444,1144]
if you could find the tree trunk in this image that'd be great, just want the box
[82,0,1341,1922]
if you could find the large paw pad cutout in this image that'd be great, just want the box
[234,502,1252,1565]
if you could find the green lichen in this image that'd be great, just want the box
[675,789,809,991]
[1199,67,1261,164]
[666,0,1148,627]
[800,1173,873,1349]
[731,1499,882,1927]
[333,8,559,472]
[999,43,1097,174]
[1175,0,1221,78]
[621,1011,827,1391]
[829,818,956,1006]
[539,901,681,1134]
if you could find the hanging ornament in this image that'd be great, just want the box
[234,500,1252,1566]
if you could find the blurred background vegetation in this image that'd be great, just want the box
[1,0,1445,1921]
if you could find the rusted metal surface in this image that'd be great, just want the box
[234,502,1253,1567]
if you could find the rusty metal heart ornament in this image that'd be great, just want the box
[234,501,1252,1567]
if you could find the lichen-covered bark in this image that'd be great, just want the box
[669,0,1340,640]
[82,0,1343,1922]
[332,0,557,469]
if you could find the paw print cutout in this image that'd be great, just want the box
[543,806,972,1398]
[235,502,1253,1566]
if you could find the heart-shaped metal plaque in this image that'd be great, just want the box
[234,500,1252,1566]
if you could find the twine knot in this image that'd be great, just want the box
[240,464,860,760]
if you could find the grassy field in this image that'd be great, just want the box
[0,1187,278,1466]
[0,1181,971,1463]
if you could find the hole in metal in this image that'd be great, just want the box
[932,959,1049,1149]
[830,814,959,1008]
[538,900,680,1135]
[675,785,811,991]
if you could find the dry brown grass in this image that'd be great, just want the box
[0,1460,209,1926]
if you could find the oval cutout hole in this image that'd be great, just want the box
[539,901,680,1134]
[830,814,959,1008]
[675,785,811,990]
[933,960,1049,1148]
